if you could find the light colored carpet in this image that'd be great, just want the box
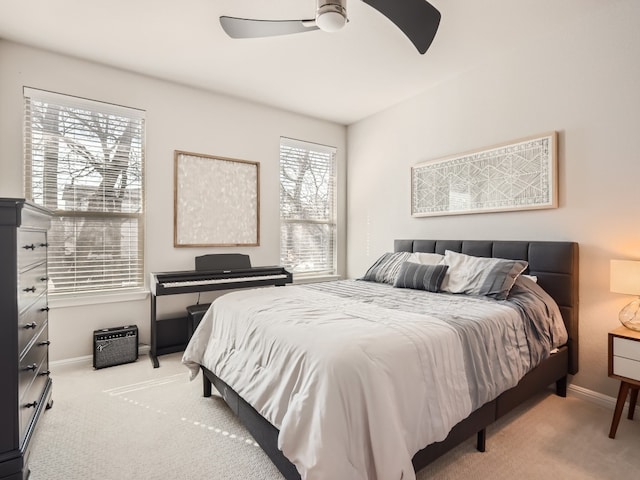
[29,353,640,479]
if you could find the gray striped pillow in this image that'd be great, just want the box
[441,250,528,300]
[393,262,449,292]
[361,252,412,284]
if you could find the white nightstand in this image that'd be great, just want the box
[608,325,640,438]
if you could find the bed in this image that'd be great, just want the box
[182,239,579,480]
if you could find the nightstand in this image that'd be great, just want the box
[608,325,640,438]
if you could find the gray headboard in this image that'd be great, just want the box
[394,239,579,375]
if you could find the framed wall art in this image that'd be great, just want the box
[174,151,260,247]
[411,132,558,217]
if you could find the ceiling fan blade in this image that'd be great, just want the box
[361,0,441,54]
[220,16,319,39]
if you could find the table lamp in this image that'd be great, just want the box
[610,259,640,331]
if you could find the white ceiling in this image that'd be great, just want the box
[0,0,605,125]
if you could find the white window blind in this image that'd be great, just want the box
[280,137,337,277]
[23,87,145,296]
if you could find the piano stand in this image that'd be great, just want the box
[149,296,191,368]
[150,293,159,368]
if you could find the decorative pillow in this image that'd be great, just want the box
[361,251,412,284]
[441,250,528,300]
[393,262,449,292]
[407,252,444,266]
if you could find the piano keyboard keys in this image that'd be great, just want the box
[162,273,289,288]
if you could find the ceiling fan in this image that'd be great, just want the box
[220,0,441,54]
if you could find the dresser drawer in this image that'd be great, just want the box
[19,327,49,400]
[19,355,49,445]
[613,337,640,362]
[18,262,48,314]
[17,229,47,272]
[613,356,640,382]
[18,294,48,356]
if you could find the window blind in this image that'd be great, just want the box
[280,137,337,277]
[23,87,145,295]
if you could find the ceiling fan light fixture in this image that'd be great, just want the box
[316,1,347,33]
[220,0,440,54]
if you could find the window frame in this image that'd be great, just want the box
[279,136,338,280]
[23,87,146,299]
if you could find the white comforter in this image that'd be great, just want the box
[182,279,566,480]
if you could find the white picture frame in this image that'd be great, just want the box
[411,132,558,217]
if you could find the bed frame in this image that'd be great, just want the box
[200,239,579,479]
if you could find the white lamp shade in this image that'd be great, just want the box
[610,260,640,295]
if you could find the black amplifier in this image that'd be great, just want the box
[93,325,139,369]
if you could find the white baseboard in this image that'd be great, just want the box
[50,344,150,368]
[568,384,618,410]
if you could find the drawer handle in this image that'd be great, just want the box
[41,306,50,312]
[25,401,38,409]
[38,340,51,346]
[22,244,36,250]
[23,322,38,329]
[39,370,51,377]
[23,286,36,293]
[23,363,38,372]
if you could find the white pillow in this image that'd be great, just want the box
[408,252,445,266]
[441,250,528,300]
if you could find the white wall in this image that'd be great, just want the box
[0,40,347,362]
[347,0,640,397]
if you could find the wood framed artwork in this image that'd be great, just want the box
[174,151,260,247]
[411,132,558,217]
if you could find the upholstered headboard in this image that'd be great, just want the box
[394,239,579,375]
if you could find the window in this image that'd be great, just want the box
[24,88,145,296]
[280,137,337,278]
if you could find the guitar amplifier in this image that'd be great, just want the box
[93,325,139,369]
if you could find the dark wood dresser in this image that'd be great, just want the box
[0,198,53,480]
